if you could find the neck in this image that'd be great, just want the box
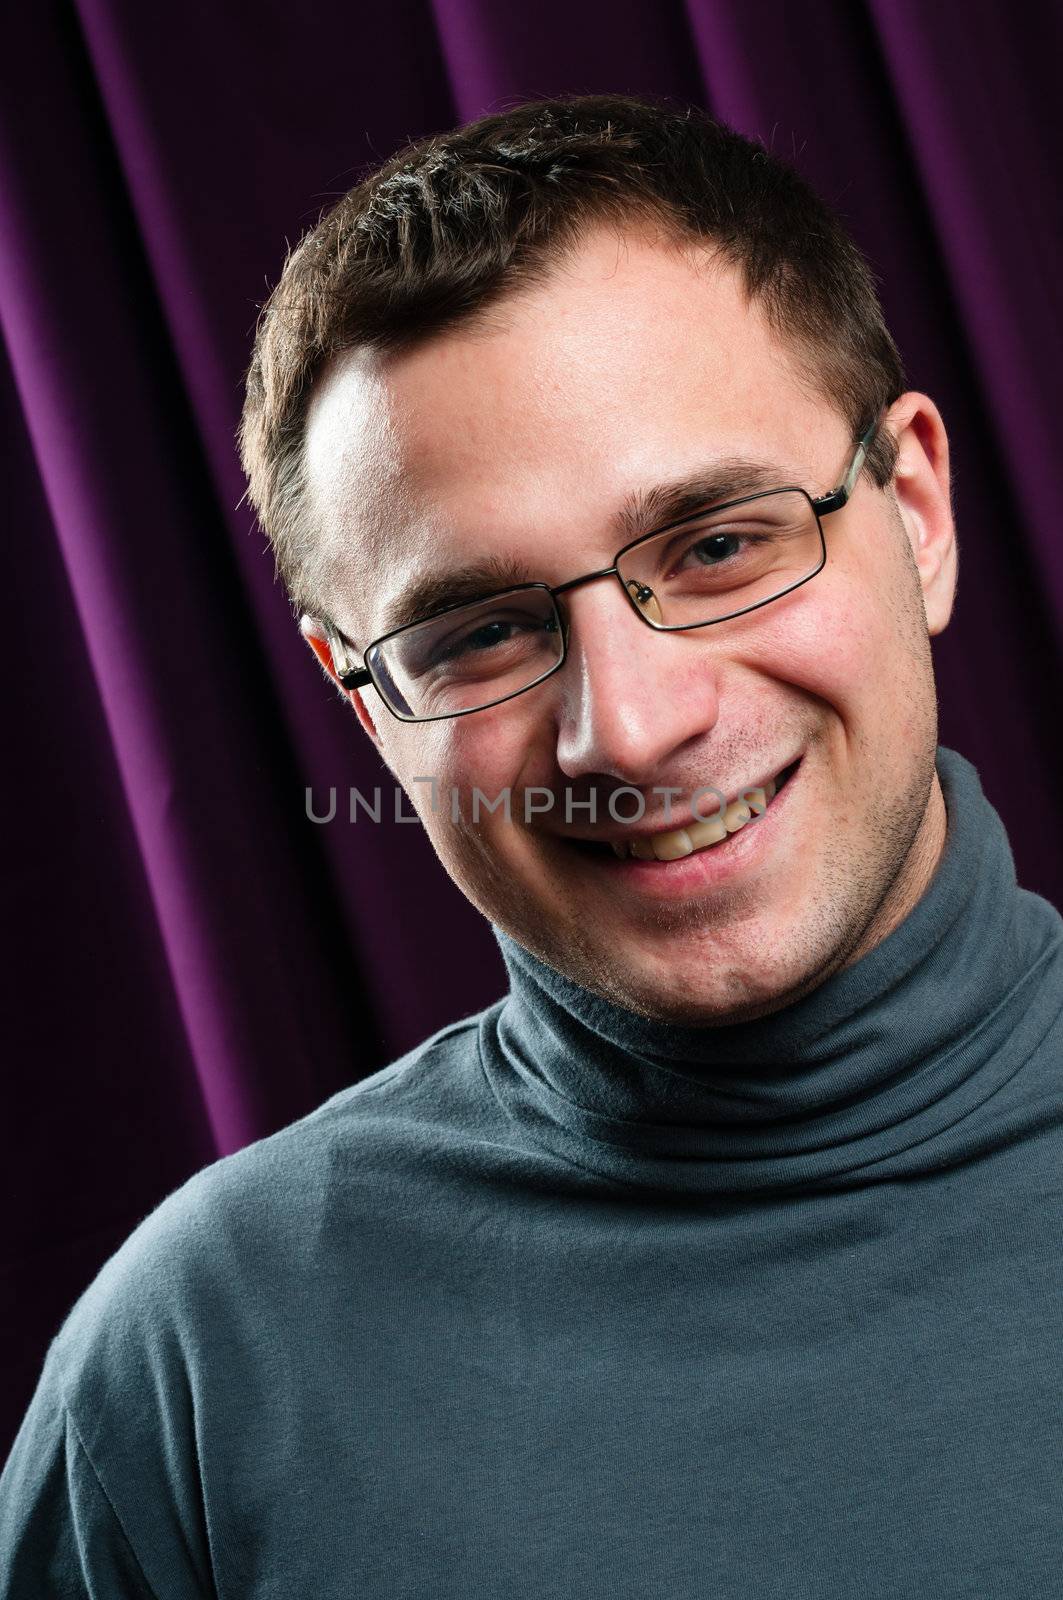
[477,746,1063,1196]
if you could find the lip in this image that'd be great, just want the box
[555,757,801,848]
[569,755,803,898]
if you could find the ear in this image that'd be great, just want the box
[299,614,383,750]
[883,392,958,636]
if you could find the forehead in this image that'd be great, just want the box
[303,226,837,636]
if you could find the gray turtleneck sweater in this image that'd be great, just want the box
[2,747,1062,1597]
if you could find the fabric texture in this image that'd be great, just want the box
[2,745,1061,1597]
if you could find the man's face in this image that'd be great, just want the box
[304,225,957,1024]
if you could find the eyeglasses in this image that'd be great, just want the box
[311,416,881,724]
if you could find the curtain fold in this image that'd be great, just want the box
[868,0,1063,644]
[2,0,1060,1463]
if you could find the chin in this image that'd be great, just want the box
[525,918,808,1026]
[608,958,805,1026]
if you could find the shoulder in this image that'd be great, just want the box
[46,1007,495,1420]
[2,1007,504,1589]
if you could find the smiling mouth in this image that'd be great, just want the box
[568,758,802,863]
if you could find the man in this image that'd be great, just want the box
[3,94,1061,1597]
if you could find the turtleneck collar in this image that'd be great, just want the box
[477,746,1063,1196]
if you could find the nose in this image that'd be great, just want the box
[552,578,722,786]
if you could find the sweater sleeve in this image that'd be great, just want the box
[0,1357,157,1599]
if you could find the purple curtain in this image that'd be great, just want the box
[2,0,1060,1457]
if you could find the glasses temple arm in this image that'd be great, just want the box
[308,616,372,690]
[811,412,883,517]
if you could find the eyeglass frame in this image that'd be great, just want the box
[311,412,883,724]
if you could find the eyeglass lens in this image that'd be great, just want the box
[366,587,564,719]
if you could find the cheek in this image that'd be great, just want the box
[747,583,878,719]
[755,559,934,765]
[381,712,544,845]
[377,722,454,827]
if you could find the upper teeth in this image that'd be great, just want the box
[610,779,776,861]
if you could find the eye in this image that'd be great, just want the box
[440,619,523,659]
[671,528,769,576]
[686,532,746,566]
[415,608,553,675]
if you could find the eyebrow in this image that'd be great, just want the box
[371,456,797,638]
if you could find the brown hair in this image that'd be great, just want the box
[238,93,905,617]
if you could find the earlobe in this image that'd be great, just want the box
[298,615,384,748]
[885,393,958,637]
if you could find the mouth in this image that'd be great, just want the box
[566,757,802,865]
